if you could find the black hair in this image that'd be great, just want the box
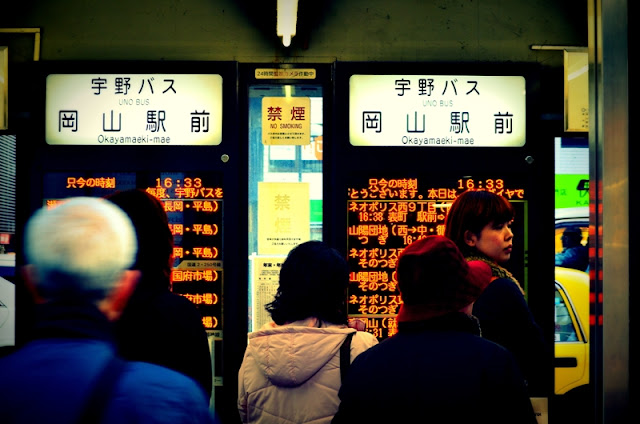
[265,240,349,325]
[105,189,173,291]
[562,227,583,246]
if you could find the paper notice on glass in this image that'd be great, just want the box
[250,255,286,331]
[530,397,548,424]
[257,182,310,255]
[0,276,15,347]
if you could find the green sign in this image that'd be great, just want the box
[555,174,589,208]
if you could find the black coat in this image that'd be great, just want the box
[114,285,213,399]
[331,313,537,424]
[472,277,551,396]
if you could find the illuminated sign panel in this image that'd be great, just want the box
[349,75,526,147]
[43,171,224,337]
[45,74,223,146]
[347,175,527,340]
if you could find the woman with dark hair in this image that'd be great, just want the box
[444,190,550,397]
[238,240,378,424]
[106,189,212,401]
[266,241,350,326]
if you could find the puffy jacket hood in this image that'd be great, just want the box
[246,325,354,387]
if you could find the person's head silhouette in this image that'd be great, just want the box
[561,227,583,249]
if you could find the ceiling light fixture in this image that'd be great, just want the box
[276,0,298,47]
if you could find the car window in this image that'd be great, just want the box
[555,224,589,255]
[555,288,578,342]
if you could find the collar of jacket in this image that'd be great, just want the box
[464,252,525,295]
[397,312,481,336]
[32,300,116,343]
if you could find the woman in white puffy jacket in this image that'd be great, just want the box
[238,241,378,424]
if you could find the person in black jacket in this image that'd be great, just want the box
[445,189,550,397]
[331,235,537,424]
[106,189,213,400]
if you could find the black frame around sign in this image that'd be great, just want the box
[328,61,555,398]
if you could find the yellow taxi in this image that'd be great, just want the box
[554,266,590,395]
[554,206,590,398]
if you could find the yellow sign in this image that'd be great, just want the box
[255,69,316,79]
[564,50,589,132]
[257,182,310,255]
[262,97,311,145]
[0,47,7,130]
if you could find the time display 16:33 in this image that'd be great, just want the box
[457,178,505,191]
[155,177,203,189]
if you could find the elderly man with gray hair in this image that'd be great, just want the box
[0,197,214,424]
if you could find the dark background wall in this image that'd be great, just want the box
[2,0,587,64]
[1,0,589,137]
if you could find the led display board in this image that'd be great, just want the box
[42,171,224,337]
[45,74,223,146]
[346,174,528,341]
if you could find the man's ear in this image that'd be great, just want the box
[98,270,140,321]
[463,230,477,247]
[20,265,46,304]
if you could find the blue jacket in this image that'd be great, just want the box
[0,301,214,424]
[555,246,589,272]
